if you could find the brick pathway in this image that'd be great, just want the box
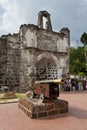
[0,91,87,130]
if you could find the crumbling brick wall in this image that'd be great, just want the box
[0,38,7,86]
[0,36,21,90]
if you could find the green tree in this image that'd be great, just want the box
[80,32,87,45]
[70,47,85,75]
[1,33,12,38]
[80,32,87,70]
[0,33,18,39]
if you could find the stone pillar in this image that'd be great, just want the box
[60,28,70,45]
[60,28,70,74]
[46,15,52,31]
[26,49,36,90]
[37,13,43,29]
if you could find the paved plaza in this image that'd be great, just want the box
[0,91,87,130]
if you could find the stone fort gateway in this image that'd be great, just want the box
[0,11,70,92]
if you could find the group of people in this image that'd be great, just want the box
[61,76,87,91]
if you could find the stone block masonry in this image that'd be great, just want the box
[0,36,21,90]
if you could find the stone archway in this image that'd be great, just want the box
[36,53,58,80]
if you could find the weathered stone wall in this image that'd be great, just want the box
[19,24,69,53]
[19,23,70,90]
[0,38,7,86]
[0,11,70,91]
[0,36,21,90]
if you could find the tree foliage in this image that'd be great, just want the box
[0,33,18,39]
[80,32,87,71]
[1,33,12,38]
[80,32,87,45]
[70,47,85,75]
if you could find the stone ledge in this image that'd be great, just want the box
[18,98,68,119]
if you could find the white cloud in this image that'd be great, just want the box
[0,0,26,34]
[0,0,87,47]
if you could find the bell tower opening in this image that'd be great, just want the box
[37,11,52,31]
[43,17,47,29]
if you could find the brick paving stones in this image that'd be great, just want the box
[0,91,87,130]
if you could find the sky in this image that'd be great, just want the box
[0,0,87,47]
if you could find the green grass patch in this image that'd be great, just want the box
[15,93,27,99]
[0,92,27,102]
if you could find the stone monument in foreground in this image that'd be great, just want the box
[18,10,69,119]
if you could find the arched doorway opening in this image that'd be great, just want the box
[36,58,58,80]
